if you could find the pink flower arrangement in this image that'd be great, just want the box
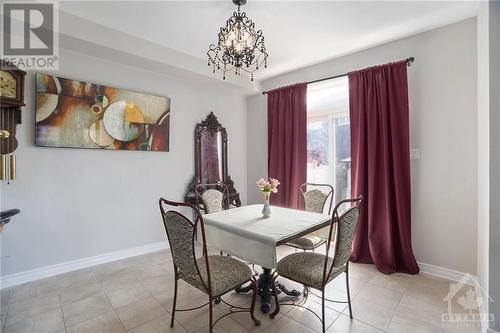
[256,178,280,193]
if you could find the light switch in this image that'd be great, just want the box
[410,149,421,160]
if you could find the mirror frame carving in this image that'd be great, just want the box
[185,112,241,207]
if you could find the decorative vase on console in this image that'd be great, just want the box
[256,178,280,218]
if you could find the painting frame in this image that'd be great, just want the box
[34,73,171,152]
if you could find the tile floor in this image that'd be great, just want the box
[0,246,480,333]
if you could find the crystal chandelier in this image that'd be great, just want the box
[207,0,268,82]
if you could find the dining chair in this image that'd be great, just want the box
[195,182,231,258]
[195,182,229,214]
[270,196,364,333]
[286,183,334,251]
[159,198,260,332]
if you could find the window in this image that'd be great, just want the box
[307,77,351,203]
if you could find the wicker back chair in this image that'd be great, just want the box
[300,183,334,214]
[159,198,260,332]
[195,182,229,214]
[271,196,364,333]
[287,183,334,251]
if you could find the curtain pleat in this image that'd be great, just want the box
[267,83,308,209]
[348,61,419,274]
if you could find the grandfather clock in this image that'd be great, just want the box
[0,60,26,181]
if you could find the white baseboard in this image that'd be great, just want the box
[1,241,169,289]
[418,261,474,282]
[0,246,474,289]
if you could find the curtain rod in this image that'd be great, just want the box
[262,57,415,95]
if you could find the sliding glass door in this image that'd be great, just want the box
[306,77,350,203]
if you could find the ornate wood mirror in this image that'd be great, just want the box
[185,112,240,207]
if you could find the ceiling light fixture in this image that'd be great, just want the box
[207,0,268,82]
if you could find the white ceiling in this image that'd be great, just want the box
[59,1,479,84]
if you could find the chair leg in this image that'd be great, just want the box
[170,277,178,327]
[321,290,326,333]
[270,275,280,319]
[209,297,213,333]
[250,279,261,326]
[346,265,353,319]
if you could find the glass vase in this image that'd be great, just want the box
[262,191,271,218]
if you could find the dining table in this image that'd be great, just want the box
[202,204,332,313]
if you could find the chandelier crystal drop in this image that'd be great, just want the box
[207,0,268,82]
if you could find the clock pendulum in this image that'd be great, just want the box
[0,108,17,181]
[0,60,25,182]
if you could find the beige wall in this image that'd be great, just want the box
[477,0,490,318]
[247,19,478,275]
[1,48,248,276]
[488,1,500,330]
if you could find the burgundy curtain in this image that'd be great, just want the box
[348,61,419,274]
[267,83,307,209]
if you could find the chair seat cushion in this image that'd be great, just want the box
[287,235,326,250]
[180,255,252,297]
[276,252,345,290]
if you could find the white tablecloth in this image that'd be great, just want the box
[203,205,331,268]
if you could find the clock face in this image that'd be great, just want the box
[0,70,17,99]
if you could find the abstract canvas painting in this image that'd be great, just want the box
[35,73,170,151]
